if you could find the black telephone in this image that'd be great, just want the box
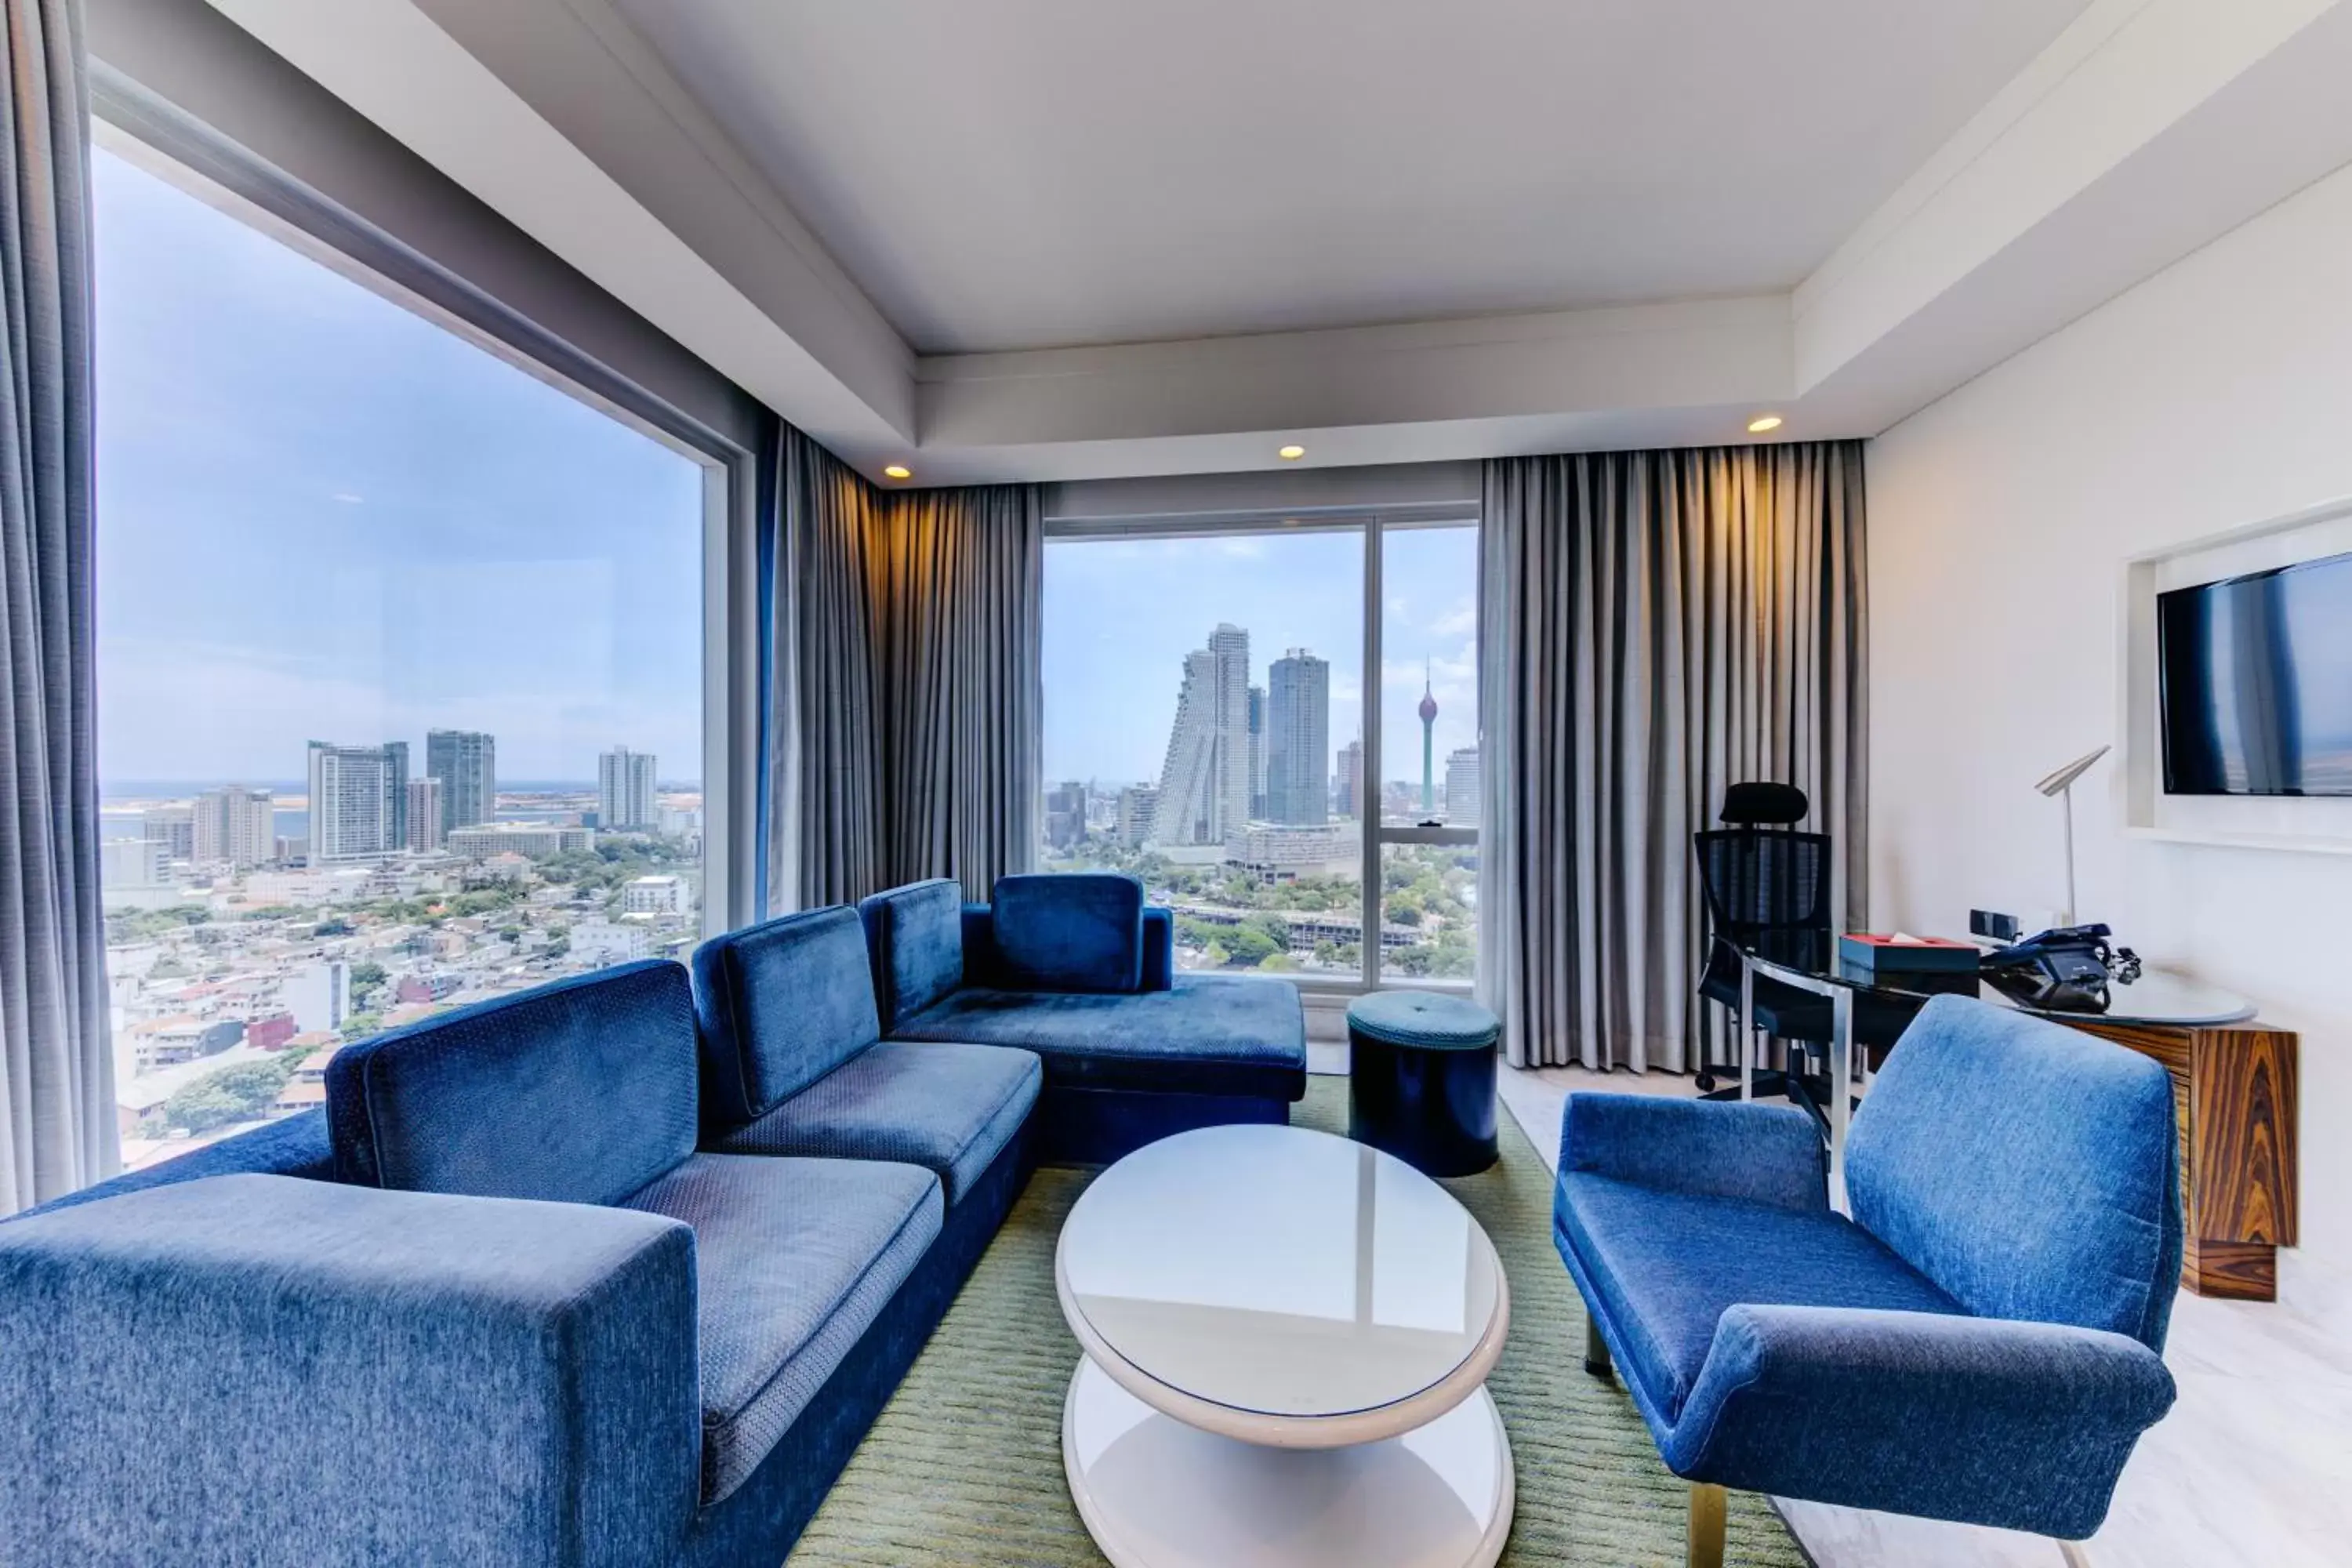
[1979,924,2143,1014]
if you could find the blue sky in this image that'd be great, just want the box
[94,147,706,787]
[1043,525,1479,786]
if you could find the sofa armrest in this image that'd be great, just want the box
[1670,1305,2177,1538]
[1142,906,1175,991]
[0,1174,700,1568]
[1559,1093,1826,1210]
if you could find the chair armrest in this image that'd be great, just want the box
[1142,906,1175,991]
[0,1174,699,1567]
[1559,1094,1826,1210]
[1670,1305,2178,1538]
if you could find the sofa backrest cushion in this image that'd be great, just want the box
[988,873,1146,993]
[1845,994,2182,1351]
[327,960,699,1207]
[691,907,881,1128]
[857,880,966,1029]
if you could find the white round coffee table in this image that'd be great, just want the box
[1054,1123,1514,1568]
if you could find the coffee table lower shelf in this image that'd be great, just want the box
[1060,1356,1515,1568]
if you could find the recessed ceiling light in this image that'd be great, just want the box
[883,464,913,480]
[1278,445,1307,461]
[1747,415,1784,434]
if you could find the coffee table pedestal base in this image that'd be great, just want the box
[1061,1357,1514,1568]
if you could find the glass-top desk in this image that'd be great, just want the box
[1729,945,2255,1208]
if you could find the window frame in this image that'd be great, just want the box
[1043,501,1480,994]
[93,75,755,939]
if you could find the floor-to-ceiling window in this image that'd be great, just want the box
[94,143,712,1168]
[1040,510,1478,988]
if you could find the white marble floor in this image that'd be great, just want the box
[1494,1062,2352,1568]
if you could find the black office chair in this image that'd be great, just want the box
[1691,782,1918,1131]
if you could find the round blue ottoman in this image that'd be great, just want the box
[1346,990,1501,1176]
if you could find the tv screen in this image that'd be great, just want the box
[2158,549,2352,795]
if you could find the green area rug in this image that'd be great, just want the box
[789,1079,1806,1566]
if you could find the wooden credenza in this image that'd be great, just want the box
[2056,1018,2299,1301]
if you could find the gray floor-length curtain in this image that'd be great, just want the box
[879,485,1040,902]
[0,0,112,1213]
[764,423,1041,912]
[1477,443,1867,1073]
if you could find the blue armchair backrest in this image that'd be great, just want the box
[857,879,967,1030]
[691,906,881,1131]
[327,959,699,1208]
[1845,995,2182,1352]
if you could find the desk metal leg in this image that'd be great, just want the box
[1739,961,1755,1101]
[1829,985,1853,1213]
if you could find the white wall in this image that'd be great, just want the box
[1868,154,2352,1307]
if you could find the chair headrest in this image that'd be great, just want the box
[1721,782,1809,826]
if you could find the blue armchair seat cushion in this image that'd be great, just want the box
[621,1153,942,1507]
[887,975,1307,1098]
[706,1041,1041,1207]
[987,873,1145,993]
[1556,1171,1963,1424]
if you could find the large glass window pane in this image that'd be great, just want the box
[95,147,707,1167]
[1376,523,1479,984]
[1042,529,1364,977]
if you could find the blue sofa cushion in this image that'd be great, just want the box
[1556,1170,1963,1423]
[1846,995,2182,1350]
[692,907,882,1127]
[989,873,1145,993]
[857,880,966,1030]
[706,1041,1040,1206]
[888,975,1306,1098]
[622,1152,942,1507]
[327,960,699,1208]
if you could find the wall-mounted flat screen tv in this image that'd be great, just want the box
[2159,548,2352,795]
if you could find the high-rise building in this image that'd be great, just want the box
[1444,746,1482,827]
[1247,685,1267,820]
[1151,624,1251,846]
[143,804,194,862]
[193,786,276,869]
[102,836,165,889]
[407,778,445,851]
[307,741,408,862]
[598,746,659,831]
[283,960,349,1036]
[1337,739,1365,818]
[425,730,495,834]
[1115,785,1158,849]
[1266,649,1330,826]
[1044,780,1087,850]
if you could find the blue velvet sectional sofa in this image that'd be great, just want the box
[1556,995,2183,1563]
[0,874,1304,1566]
[860,874,1308,1162]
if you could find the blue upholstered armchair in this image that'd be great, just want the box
[1555,995,2180,1566]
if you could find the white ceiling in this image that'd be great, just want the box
[608,0,2092,355]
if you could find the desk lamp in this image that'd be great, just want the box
[2035,745,2110,924]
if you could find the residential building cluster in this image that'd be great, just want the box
[100,733,705,1173]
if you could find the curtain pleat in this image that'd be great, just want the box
[0,0,110,1214]
[761,426,1040,913]
[1478,443,1867,1073]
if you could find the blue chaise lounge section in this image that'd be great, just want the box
[1555,994,2181,1559]
[858,873,1308,1162]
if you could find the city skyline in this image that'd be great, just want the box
[1043,529,1479,786]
